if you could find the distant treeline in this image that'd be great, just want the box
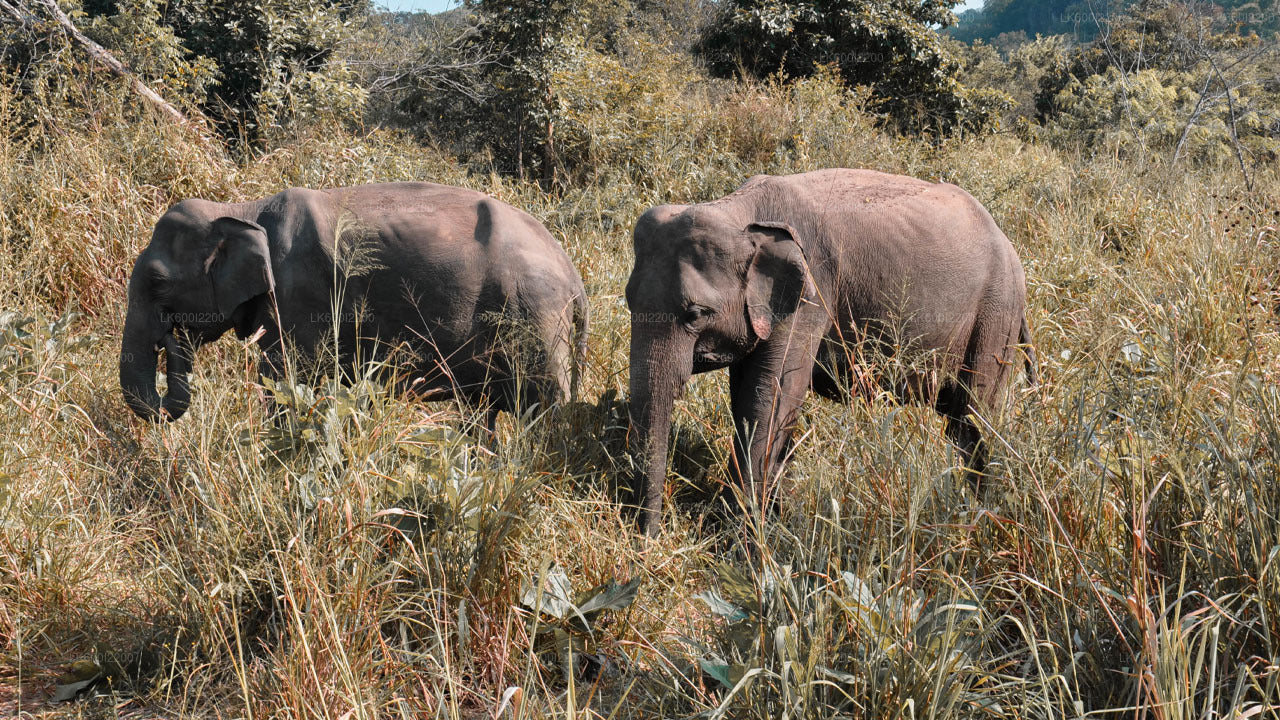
[950,0,1279,45]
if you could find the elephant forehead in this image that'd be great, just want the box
[675,263,726,305]
[680,214,745,255]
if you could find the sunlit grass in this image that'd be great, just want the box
[1,68,1278,719]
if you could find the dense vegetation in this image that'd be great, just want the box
[951,0,1279,44]
[695,0,1007,132]
[1,0,1278,717]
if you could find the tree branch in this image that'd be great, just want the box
[3,0,221,153]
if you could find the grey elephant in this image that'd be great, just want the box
[121,182,587,424]
[626,169,1035,533]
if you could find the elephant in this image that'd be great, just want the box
[120,182,588,425]
[625,169,1035,534]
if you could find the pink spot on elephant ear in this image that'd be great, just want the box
[750,311,772,341]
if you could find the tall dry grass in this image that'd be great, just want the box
[0,63,1278,719]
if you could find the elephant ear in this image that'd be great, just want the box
[204,217,275,321]
[744,221,813,342]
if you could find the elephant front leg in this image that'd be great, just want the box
[256,329,289,384]
[727,335,821,517]
[252,330,289,419]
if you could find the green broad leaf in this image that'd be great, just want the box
[712,563,759,610]
[51,677,98,703]
[400,428,465,457]
[51,659,105,703]
[915,600,982,634]
[332,390,357,418]
[698,658,737,690]
[967,695,1004,713]
[552,627,584,676]
[695,589,749,622]
[50,311,83,336]
[519,564,576,620]
[817,664,859,685]
[575,578,640,618]
[841,572,877,607]
[774,624,797,663]
[724,622,756,654]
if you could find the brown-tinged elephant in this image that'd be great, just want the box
[120,182,587,424]
[626,169,1035,534]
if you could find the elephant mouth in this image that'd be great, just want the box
[693,352,736,373]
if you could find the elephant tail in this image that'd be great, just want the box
[1020,315,1038,387]
[570,290,589,403]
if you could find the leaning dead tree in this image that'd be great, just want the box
[0,0,219,150]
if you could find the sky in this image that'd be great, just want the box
[379,0,986,15]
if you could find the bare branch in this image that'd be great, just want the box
[0,0,36,28]
[348,12,498,104]
[3,0,221,154]
[1203,48,1254,191]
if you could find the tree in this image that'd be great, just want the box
[399,0,647,183]
[949,0,1125,44]
[950,0,1279,45]
[695,0,1003,133]
[469,0,578,181]
[60,0,368,142]
[0,0,212,137]
[1035,0,1279,172]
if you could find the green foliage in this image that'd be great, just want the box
[695,0,1005,133]
[685,555,1013,716]
[402,1,721,183]
[1034,0,1280,164]
[76,0,367,141]
[952,0,1280,44]
[3,4,1280,717]
[957,35,1070,126]
[0,310,94,388]
[81,0,218,105]
[519,563,640,681]
[397,1,617,181]
[548,33,715,186]
[467,0,579,180]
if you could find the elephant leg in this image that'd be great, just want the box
[254,332,288,420]
[728,332,821,515]
[941,389,986,482]
[939,317,1018,492]
[535,313,574,408]
[459,379,504,444]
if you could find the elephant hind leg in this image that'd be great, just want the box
[939,388,987,487]
[939,313,1022,493]
[536,325,574,407]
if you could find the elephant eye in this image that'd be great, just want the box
[682,305,714,331]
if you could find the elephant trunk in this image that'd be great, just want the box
[628,327,693,535]
[120,302,191,422]
[160,332,193,420]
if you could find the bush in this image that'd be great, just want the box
[1034,0,1280,164]
[695,0,1007,134]
[73,0,368,141]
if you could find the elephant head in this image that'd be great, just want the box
[625,205,813,533]
[120,210,275,421]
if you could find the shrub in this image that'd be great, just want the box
[1033,0,1280,164]
[73,0,368,141]
[695,0,1006,133]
